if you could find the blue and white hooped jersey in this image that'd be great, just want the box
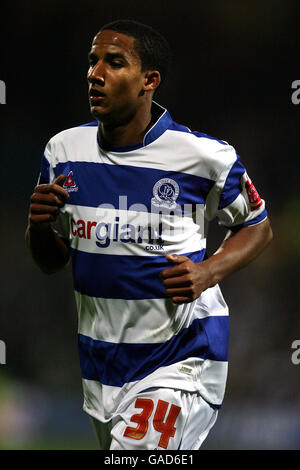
[39,101,267,422]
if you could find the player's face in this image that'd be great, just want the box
[87,30,146,124]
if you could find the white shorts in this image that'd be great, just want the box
[91,387,218,450]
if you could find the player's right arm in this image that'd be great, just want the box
[25,174,71,274]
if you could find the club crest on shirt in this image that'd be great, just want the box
[63,171,78,192]
[151,178,179,209]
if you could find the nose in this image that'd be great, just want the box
[87,60,105,86]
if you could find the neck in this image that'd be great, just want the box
[98,102,153,148]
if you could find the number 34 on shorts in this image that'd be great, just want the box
[123,397,181,449]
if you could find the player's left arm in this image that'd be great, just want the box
[160,217,273,304]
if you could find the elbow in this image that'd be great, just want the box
[263,218,273,248]
[267,225,273,244]
[34,256,70,275]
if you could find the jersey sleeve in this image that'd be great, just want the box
[205,147,267,231]
[37,140,71,241]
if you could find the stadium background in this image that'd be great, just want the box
[0,0,299,449]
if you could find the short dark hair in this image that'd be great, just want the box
[100,19,171,85]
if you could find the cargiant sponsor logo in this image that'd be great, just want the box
[69,194,205,251]
[71,216,163,249]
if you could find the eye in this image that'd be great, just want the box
[88,54,98,68]
[110,61,123,68]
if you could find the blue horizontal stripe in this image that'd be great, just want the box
[168,121,193,134]
[71,248,205,299]
[218,155,246,209]
[39,154,50,184]
[191,131,228,146]
[78,316,229,386]
[53,161,214,211]
[226,209,268,233]
[209,403,222,410]
[168,123,229,146]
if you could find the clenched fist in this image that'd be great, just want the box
[28,174,70,228]
[160,254,214,304]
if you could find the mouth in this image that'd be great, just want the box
[89,88,106,104]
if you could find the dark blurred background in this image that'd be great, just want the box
[0,0,299,449]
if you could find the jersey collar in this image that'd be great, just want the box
[97,101,172,152]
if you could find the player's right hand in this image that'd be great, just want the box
[28,174,71,228]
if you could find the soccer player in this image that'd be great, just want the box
[25,20,273,450]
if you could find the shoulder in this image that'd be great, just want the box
[48,120,98,146]
[44,121,98,164]
[163,119,238,178]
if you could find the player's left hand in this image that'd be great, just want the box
[160,254,213,304]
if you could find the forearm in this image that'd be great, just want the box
[202,218,273,287]
[25,223,71,274]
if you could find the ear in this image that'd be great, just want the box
[143,70,161,93]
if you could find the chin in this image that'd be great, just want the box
[90,107,119,126]
[90,106,107,122]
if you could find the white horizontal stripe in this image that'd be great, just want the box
[47,126,101,164]
[82,357,227,422]
[63,205,206,256]
[192,284,229,321]
[76,295,192,343]
[198,359,228,405]
[76,285,228,344]
[48,125,237,182]
[217,193,266,228]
